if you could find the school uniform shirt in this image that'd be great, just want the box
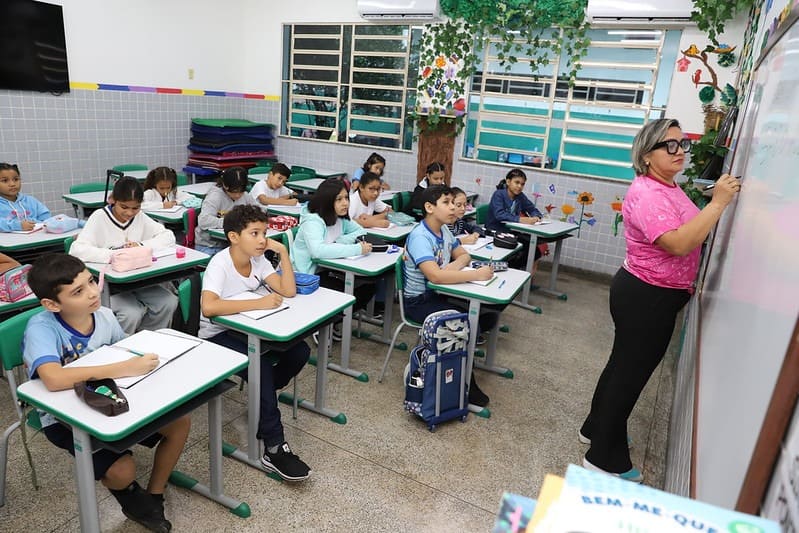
[484,188,543,233]
[0,193,51,232]
[410,177,431,212]
[351,168,365,186]
[403,220,460,298]
[622,175,702,290]
[348,190,389,220]
[448,217,485,238]
[195,186,258,249]
[291,206,365,274]
[250,180,292,203]
[199,247,277,339]
[141,188,193,211]
[22,307,125,427]
[69,205,175,263]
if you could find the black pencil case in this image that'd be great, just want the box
[74,378,130,416]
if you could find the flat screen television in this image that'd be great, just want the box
[0,0,70,93]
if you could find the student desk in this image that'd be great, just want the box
[85,248,210,307]
[121,170,149,181]
[378,190,400,203]
[0,295,39,320]
[143,206,187,225]
[461,238,523,262]
[64,184,212,219]
[428,268,530,415]
[314,251,400,382]
[210,288,354,472]
[287,178,325,193]
[365,223,416,243]
[180,181,215,199]
[266,204,303,218]
[314,168,346,179]
[16,329,250,533]
[0,228,82,258]
[503,220,579,310]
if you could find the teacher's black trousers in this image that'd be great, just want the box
[580,267,691,473]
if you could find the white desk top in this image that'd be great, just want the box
[504,219,579,237]
[0,294,39,314]
[462,237,522,261]
[212,287,355,343]
[179,182,214,198]
[316,250,400,277]
[121,170,149,180]
[17,329,247,441]
[84,247,209,283]
[64,183,212,209]
[0,228,82,252]
[365,223,415,242]
[288,178,325,192]
[428,268,531,305]
[378,190,401,202]
[314,168,346,178]
[143,206,186,224]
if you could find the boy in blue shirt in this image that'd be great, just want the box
[23,253,190,533]
[403,185,501,407]
[199,205,311,481]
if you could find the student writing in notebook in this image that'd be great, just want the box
[0,162,51,232]
[141,166,192,211]
[69,176,178,335]
[250,163,298,207]
[403,185,505,407]
[199,205,312,482]
[22,253,189,533]
[448,187,484,245]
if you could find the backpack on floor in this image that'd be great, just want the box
[403,309,470,431]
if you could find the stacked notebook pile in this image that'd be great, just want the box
[185,118,276,175]
[492,464,779,532]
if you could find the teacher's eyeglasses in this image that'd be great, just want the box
[651,138,692,155]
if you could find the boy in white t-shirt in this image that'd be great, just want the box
[199,204,311,482]
[348,171,390,228]
[250,163,298,207]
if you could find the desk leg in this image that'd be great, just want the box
[510,235,542,314]
[465,300,490,419]
[99,282,111,308]
[280,323,348,424]
[72,427,100,533]
[534,238,568,300]
[169,395,250,517]
[327,272,369,382]
[474,321,513,378]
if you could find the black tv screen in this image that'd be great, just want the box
[0,0,70,93]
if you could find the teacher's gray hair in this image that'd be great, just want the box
[631,119,681,175]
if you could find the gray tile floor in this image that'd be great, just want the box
[0,267,678,532]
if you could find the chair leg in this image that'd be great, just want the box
[292,376,298,420]
[378,324,406,383]
[0,421,21,508]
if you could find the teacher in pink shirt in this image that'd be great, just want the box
[579,118,740,482]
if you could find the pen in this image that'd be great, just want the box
[498,279,506,289]
[254,275,272,293]
[127,348,146,356]
[704,176,741,191]
[257,306,289,320]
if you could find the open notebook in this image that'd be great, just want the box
[144,205,182,213]
[65,330,202,388]
[462,266,498,286]
[11,222,44,234]
[227,290,290,320]
[459,236,491,253]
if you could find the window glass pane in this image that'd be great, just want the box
[354,56,406,70]
[294,53,340,68]
[294,25,341,35]
[352,72,405,87]
[355,26,408,37]
[354,38,408,54]
[291,83,338,98]
[352,87,404,103]
[294,38,340,51]
[292,69,339,83]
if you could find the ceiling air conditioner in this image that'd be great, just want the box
[358,0,441,21]
[586,0,696,27]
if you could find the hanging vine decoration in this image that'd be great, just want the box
[681,43,739,107]
[414,0,591,134]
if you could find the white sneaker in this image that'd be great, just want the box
[578,429,633,448]
[582,457,643,483]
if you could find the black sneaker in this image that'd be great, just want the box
[372,302,385,321]
[111,482,172,533]
[261,442,311,481]
[476,334,487,345]
[468,374,489,407]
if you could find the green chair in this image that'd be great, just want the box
[378,258,422,383]
[396,191,413,215]
[248,166,270,176]
[69,182,108,194]
[287,172,314,183]
[63,236,74,253]
[475,204,489,225]
[255,160,275,169]
[111,164,148,172]
[176,172,189,186]
[0,307,45,507]
[290,165,315,177]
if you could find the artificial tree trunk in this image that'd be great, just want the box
[416,117,457,185]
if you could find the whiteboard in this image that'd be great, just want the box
[694,14,799,508]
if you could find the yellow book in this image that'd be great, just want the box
[528,474,564,531]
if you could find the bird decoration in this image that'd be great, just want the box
[692,69,702,87]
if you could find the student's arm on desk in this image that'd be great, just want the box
[69,214,114,263]
[201,290,283,318]
[443,245,472,271]
[36,356,159,392]
[139,215,176,250]
[257,194,298,206]
[265,238,296,297]
[354,212,390,228]
[419,259,492,284]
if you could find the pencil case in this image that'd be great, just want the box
[110,246,153,272]
[294,272,320,295]
[74,378,129,416]
[0,264,33,302]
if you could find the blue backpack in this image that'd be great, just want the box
[404,309,470,431]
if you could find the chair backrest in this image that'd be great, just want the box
[288,171,314,183]
[0,307,45,373]
[176,272,204,335]
[291,165,316,176]
[112,164,148,172]
[249,166,270,175]
[63,236,74,253]
[475,204,489,225]
[176,172,189,186]
[69,181,108,194]
[399,191,413,215]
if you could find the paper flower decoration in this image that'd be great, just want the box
[545,204,555,213]
[576,192,594,205]
[561,204,576,216]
